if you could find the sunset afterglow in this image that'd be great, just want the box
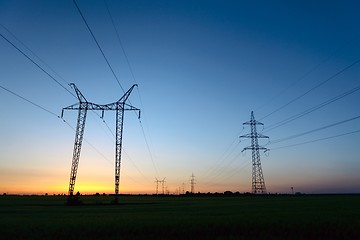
[1,0,360,195]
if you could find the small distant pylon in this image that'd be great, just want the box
[161,178,166,194]
[155,178,160,194]
[155,178,166,195]
[190,173,196,193]
[240,111,268,194]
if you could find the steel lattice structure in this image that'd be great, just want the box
[62,83,139,202]
[190,173,196,193]
[240,111,268,194]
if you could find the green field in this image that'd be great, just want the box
[0,194,359,239]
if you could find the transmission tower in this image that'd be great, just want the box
[161,178,166,195]
[190,173,196,193]
[155,178,160,194]
[155,178,166,194]
[240,111,269,194]
[62,83,140,203]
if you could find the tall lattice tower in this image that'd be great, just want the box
[240,111,269,194]
[190,173,196,193]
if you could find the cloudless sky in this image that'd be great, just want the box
[1,0,360,195]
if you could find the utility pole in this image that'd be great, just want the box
[190,173,196,193]
[62,83,140,204]
[240,111,268,194]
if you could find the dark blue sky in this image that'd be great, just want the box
[1,0,360,194]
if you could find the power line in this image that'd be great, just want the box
[269,115,360,145]
[255,54,334,113]
[70,0,154,188]
[201,148,243,186]
[1,24,144,172]
[88,111,152,184]
[0,24,71,87]
[264,84,360,133]
[103,0,136,83]
[0,84,119,170]
[73,1,153,179]
[97,115,152,184]
[199,138,240,180]
[123,150,152,184]
[64,114,151,189]
[199,126,248,181]
[255,34,360,113]
[0,31,75,98]
[1,19,153,192]
[100,1,160,180]
[65,117,151,189]
[0,24,121,140]
[1,83,152,190]
[0,24,120,135]
[72,0,125,93]
[135,88,161,178]
[0,84,60,118]
[203,157,251,188]
[75,0,161,183]
[139,120,160,177]
[271,130,360,150]
[63,120,113,164]
[259,58,360,121]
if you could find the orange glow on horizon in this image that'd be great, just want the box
[0,180,155,195]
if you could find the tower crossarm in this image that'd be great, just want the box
[242,111,265,126]
[242,120,264,125]
[240,133,269,139]
[242,146,268,152]
[63,102,140,111]
[118,84,137,103]
[70,83,88,103]
[62,84,139,111]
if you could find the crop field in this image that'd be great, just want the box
[0,194,359,239]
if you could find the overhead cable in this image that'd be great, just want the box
[103,0,136,83]
[256,54,334,112]
[264,84,360,133]
[271,129,360,150]
[269,115,360,145]
[259,58,360,121]
[0,32,75,98]
[73,0,125,93]
[0,24,72,87]
[0,84,60,118]
[139,121,160,177]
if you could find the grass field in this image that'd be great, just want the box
[0,194,359,239]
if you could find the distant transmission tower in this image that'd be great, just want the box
[155,178,160,194]
[190,173,196,193]
[155,178,166,195]
[161,178,166,195]
[62,83,139,204]
[240,111,269,194]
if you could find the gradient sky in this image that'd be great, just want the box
[1,0,360,195]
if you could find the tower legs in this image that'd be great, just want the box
[114,106,125,203]
[67,103,87,204]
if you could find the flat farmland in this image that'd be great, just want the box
[0,194,359,239]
